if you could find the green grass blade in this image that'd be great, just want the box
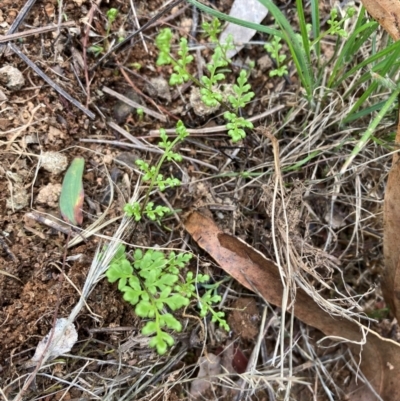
[296,0,311,66]
[187,0,314,99]
[342,45,400,123]
[328,20,378,88]
[349,22,378,56]
[343,99,389,124]
[340,87,400,173]
[282,150,320,172]
[60,157,85,226]
[342,58,400,100]
[186,0,282,38]
[310,0,320,58]
[256,0,314,99]
[337,40,400,89]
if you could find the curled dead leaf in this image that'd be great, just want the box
[190,353,221,398]
[361,0,400,40]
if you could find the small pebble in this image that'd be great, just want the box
[112,88,142,124]
[115,151,139,168]
[40,151,68,174]
[0,65,25,90]
[146,77,171,102]
[6,184,29,210]
[257,54,273,72]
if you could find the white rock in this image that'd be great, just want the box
[40,151,68,174]
[0,65,25,90]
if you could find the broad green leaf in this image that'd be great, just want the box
[106,259,132,283]
[153,273,179,290]
[121,287,141,306]
[59,157,85,225]
[135,300,153,317]
[159,313,182,331]
[142,321,157,335]
[128,275,141,291]
[149,334,167,355]
[162,293,190,310]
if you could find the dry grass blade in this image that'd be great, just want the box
[185,211,400,400]
[148,105,285,135]
[0,270,21,282]
[80,136,220,171]
[102,86,167,122]
[0,21,75,44]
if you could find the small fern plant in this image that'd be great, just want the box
[106,246,229,355]
[123,120,188,222]
[154,18,254,143]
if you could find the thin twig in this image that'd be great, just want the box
[103,86,167,122]
[157,191,181,224]
[81,0,102,109]
[56,0,63,38]
[129,0,148,53]
[0,21,75,44]
[80,137,220,171]
[0,0,37,54]
[4,0,36,34]
[0,234,18,262]
[107,120,144,146]
[148,105,286,135]
[262,129,289,372]
[116,61,179,121]
[9,42,95,119]
[25,212,78,237]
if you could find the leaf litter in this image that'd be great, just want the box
[0,0,400,400]
[185,210,400,400]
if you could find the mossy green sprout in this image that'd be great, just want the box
[200,45,229,107]
[155,27,173,66]
[201,17,222,43]
[136,107,144,122]
[156,28,194,86]
[106,8,118,37]
[88,8,119,56]
[326,7,355,38]
[106,246,229,354]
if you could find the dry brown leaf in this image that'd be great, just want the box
[382,113,400,322]
[361,0,400,40]
[190,353,221,398]
[185,211,400,401]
